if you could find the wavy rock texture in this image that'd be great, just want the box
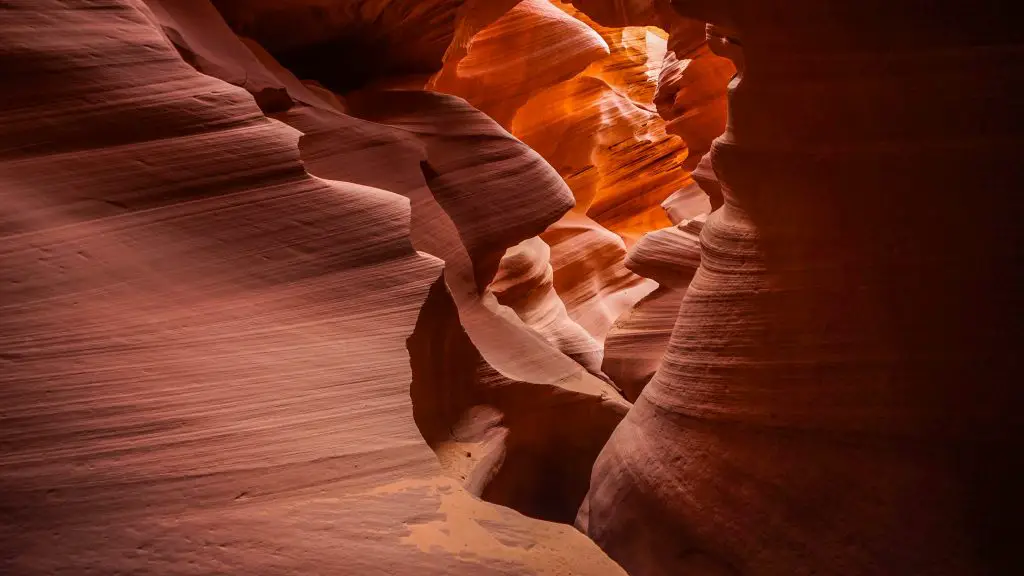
[489,237,606,372]
[71,0,626,530]
[203,0,730,355]
[602,215,703,401]
[433,0,609,128]
[531,2,694,237]
[0,1,627,574]
[431,0,707,351]
[312,89,631,523]
[435,1,733,356]
[443,0,697,238]
[579,1,1023,575]
[562,0,731,172]
[155,0,632,528]
[653,17,733,171]
[204,0,633,355]
[499,0,728,405]
[7,1,1005,575]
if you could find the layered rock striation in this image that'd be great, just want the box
[577,1,1023,575]
[5,1,1014,575]
[0,1,630,573]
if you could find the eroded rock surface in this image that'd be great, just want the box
[578,1,1023,575]
[0,1,627,573]
[6,1,1011,575]
[602,215,703,401]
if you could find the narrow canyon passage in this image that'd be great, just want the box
[198,0,719,527]
[1,1,1020,576]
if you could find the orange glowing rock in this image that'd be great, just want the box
[655,27,734,170]
[429,0,701,352]
[432,0,609,126]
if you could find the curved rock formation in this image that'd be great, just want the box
[534,2,694,237]
[431,0,698,352]
[490,237,606,372]
[148,0,630,528]
[432,0,609,127]
[538,213,656,344]
[7,0,1015,574]
[602,215,703,401]
[319,90,632,524]
[579,1,1023,575]
[0,1,626,574]
[653,17,733,171]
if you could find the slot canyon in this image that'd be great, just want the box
[1,0,1020,574]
